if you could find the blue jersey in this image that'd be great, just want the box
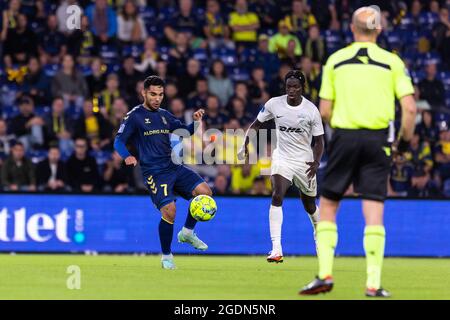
[114,105,195,176]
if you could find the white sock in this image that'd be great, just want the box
[182,226,193,236]
[308,206,320,231]
[162,253,173,260]
[269,205,283,254]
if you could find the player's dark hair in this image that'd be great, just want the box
[285,69,306,89]
[143,75,165,89]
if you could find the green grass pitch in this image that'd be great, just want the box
[0,254,449,300]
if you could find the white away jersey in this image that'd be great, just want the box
[257,95,324,162]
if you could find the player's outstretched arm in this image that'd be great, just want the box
[237,118,263,160]
[113,137,137,166]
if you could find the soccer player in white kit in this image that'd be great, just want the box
[239,70,325,262]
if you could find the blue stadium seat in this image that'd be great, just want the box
[139,6,156,25]
[158,7,176,22]
[439,72,450,92]
[43,64,61,77]
[323,30,343,54]
[27,150,48,164]
[410,70,426,85]
[34,105,51,118]
[0,83,18,109]
[419,12,439,30]
[193,48,208,63]
[105,63,121,74]
[399,15,415,31]
[1,105,19,119]
[99,45,119,64]
[211,48,238,67]
[343,30,353,44]
[122,44,144,59]
[229,67,249,82]
[78,64,93,77]
[443,179,450,197]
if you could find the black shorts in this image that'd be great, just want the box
[321,128,392,202]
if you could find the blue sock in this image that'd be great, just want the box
[184,204,197,230]
[159,218,173,255]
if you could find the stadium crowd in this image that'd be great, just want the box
[0,0,449,197]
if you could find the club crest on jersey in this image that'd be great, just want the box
[161,116,168,125]
[145,118,151,124]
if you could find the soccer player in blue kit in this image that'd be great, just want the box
[114,76,213,269]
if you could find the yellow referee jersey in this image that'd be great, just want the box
[319,42,414,130]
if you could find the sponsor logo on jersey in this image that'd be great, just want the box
[279,126,305,133]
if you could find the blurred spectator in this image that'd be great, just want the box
[418,62,445,111]
[406,133,434,174]
[310,0,333,30]
[163,81,179,108]
[231,163,259,194]
[168,32,193,76]
[74,100,113,151]
[232,81,254,114]
[0,119,15,160]
[126,80,145,107]
[67,15,95,59]
[110,97,129,132]
[86,57,107,97]
[203,95,229,130]
[269,63,290,97]
[416,110,440,147]
[250,176,270,195]
[304,24,327,65]
[1,142,36,192]
[66,137,100,192]
[299,56,321,104]
[282,0,317,39]
[409,167,440,197]
[433,6,450,69]
[248,66,270,107]
[1,0,21,43]
[388,154,414,197]
[252,0,278,31]
[85,0,118,46]
[38,14,67,64]
[51,54,89,109]
[9,96,45,151]
[269,20,302,60]
[164,0,204,44]
[405,0,423,31]
[103,150,134,192]
[21,57,51,106]
[117,0,147,44]
[187,77,209,110]
[169,98,186,122]
[118,56,143,104]
[434,129,450,182]
[134,36,159,74]
[178,58,202,98]
[203,0,234,50]
[3,13,38,67]
[229,97,253,127]
[36,145,68,192]
[228,0,260,51]
[98,73,121,117]
[44,97,74,155]
[207,59,234,107]
[251,34,280,80]
[213,174,229,194]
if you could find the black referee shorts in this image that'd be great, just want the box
[321,128,392,202]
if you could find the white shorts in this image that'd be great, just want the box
[271,159,317,197]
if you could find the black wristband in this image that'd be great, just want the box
[397,138,410,153]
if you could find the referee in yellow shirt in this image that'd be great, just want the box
[300,6,417,297]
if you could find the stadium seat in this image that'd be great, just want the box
[34,105,51,118]
[99,45,119,65]
[419,12,439,30]
[1,104,19,119]
[193,48,208,63]
[229,67,250,82]
[122,44,144,59]
[443,179,450,197]
[323,30,343,54]
[139,6,156,26]
[78,64,93,77]
[211,48,238,67]
[27,150,48,164]
[410,70,426,84]
[43,64,61,77]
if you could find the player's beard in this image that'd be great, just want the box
[144,99,159,111]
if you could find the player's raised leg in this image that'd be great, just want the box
[267,174,291,263]
[160,202,177,270]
